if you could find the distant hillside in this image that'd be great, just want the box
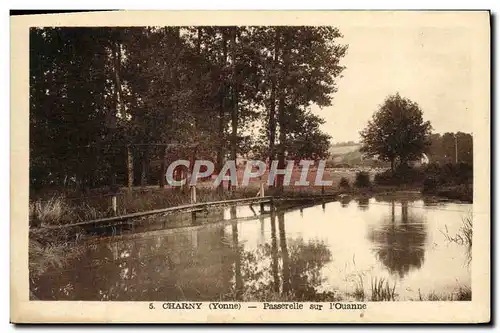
[328,144,390,167]
[329,144,361,156]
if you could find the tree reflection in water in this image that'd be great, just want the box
[33,207,335,302]
[230,206,243,300]
[234,210,334,301]
[340,195,351,208]
[32,209,238,301]
[367,201,427,278]
[357,197,369,211]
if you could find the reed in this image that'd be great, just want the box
[370,277,396,301]
[29,227,85,279]
[442,211,472,247]
[418,283,471,301]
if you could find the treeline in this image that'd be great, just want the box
[427,132,473,165]
[30,27,347,194]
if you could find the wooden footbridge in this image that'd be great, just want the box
[42,184,339,231]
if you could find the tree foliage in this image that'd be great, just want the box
[428,132,473,165]
[30,26,347,194]
[359,93,432,171]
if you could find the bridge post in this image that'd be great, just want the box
[111,195,117,216]
[190,185,198,224]
[191,185,197,204]
[259,182,265,212]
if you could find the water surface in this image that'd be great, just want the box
[32,196,471,301]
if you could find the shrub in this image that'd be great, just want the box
[374,165,426,186]
[29,196,73,227]
[395,164,425,183]
[374,170,394,186]
[422,162,441,175]
[354,171,371,188]
[339,177,350,189]
[422,176,439,193]
[422,162,473,186]
[436,185,473,203]
[325,159,337,168]
[456,162,473,184]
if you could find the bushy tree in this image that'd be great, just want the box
[360,93,432,172]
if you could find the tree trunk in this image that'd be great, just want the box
[159,146,167,188]
[127,145,134,191]
[277,99,286,192]
[140,147,149,186]
[112,39,129,193]
[216,102,225,195]
[229,27,238,192]
[268,29,279,170]
[190,145,198,186]
[216,29,228,195]
[276,28,289,193]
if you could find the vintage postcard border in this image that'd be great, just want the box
[10,10,491,323]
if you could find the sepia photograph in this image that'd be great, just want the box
[10,10,490,323]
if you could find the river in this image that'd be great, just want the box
[31,195,472,301]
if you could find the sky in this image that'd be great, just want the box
[312,16,479,143]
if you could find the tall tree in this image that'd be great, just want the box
[360,93,433,172]
[30,27,119,192]
[30,25,348,196]
[285,110,332,161]
[272,27,347,191]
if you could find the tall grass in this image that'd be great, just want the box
[29,227,85,279]
[441,212,472,267]
[29,187,258,226]
[29,196,73,226]
[352,273,365,301]
[418,283,471,301]
[370,277,396,301]
[442,212,472,247]
[346,271,397,301]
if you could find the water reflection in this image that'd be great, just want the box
[367,201,427,278]
[234,210,333,301]
[31,197,470,301]
[357,197,369,211]
[270,211,280,293]
[231,205,243,300]
[340,195,351,208]
[32,221,237,301]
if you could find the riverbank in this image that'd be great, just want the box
[423,184,473,203]
[29,182,471,228]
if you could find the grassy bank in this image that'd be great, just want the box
[239,278,471,302]
[417,285,471,301]
[423,184,473,203]
[29,180,469,228]
[29,226,86,283]
[29,186,258,227]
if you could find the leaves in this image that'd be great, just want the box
[30,26,347,191]
[360,93,433,169]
